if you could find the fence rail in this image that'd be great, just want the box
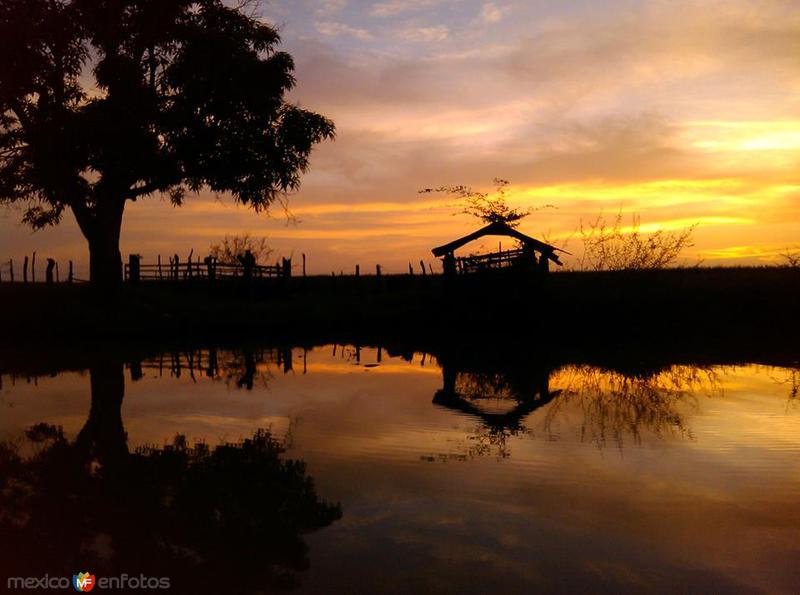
[456,248,529,274]
[0,252,445,285]
[124,255,291,284]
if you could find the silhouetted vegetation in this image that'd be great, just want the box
[0,0,333,287]
[209,233,274,266]
[420,178,546,228]
[578,212,696,270]
[781,248,800,268]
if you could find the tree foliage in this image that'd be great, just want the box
[0,0,334,285]
[420,178,542,228]
[578,212,696,271]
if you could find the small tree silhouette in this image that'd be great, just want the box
[209,233,274,265]
[420,178,546,228]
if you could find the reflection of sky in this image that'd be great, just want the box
[2,1,799,276]
[1,348,799,591]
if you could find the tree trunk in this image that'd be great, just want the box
[89,229,123,288]
[73,201,125,288]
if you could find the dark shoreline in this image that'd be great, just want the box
[1,266,798,375]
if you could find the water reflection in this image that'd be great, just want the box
[132,347,295,389]
[2,347,800,593]
[0,357,341,593]
[540,365,722,448]
[430,356,724,458]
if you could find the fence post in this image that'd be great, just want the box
[128,254,141,283]
[443,253,456,277]
[185,250,194,279]
[376,264,382,277]
[204,256,216,284]
[282,257,291,279]
[239,250,255,285]
[68,261,73,284]
[45,258,55,285]
[23,256,29,284]
[302,253,306,277]
[9,259,13,282]
[355,264,360,277]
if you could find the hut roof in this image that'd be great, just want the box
[431,221,568,263]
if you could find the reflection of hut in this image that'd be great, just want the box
[432,221,568,276]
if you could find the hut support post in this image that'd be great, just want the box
[128,254,141,284]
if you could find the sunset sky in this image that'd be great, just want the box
[1,0,799,275]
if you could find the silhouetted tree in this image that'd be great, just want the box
[420,178,551,228]
[0,0,334,288]
[209,233,273,265]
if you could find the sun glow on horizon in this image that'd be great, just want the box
[1,0,799,274]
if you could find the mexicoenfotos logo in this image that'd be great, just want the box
[72,572,95,592]
[6,571,170,590]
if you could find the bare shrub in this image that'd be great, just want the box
[209,233,273,265]
[579,212,696,271]
[780,248,800,268]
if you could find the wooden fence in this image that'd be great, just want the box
[455,248,530,275]
[124,255,290,283]
[0,254,76,284]
[1,249,451,285]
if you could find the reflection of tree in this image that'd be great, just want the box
[542,365,721,449]
[0,360,341,592]
[429,359,721,459]
[769,366,800,412]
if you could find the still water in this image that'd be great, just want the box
[1,346,799,593]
